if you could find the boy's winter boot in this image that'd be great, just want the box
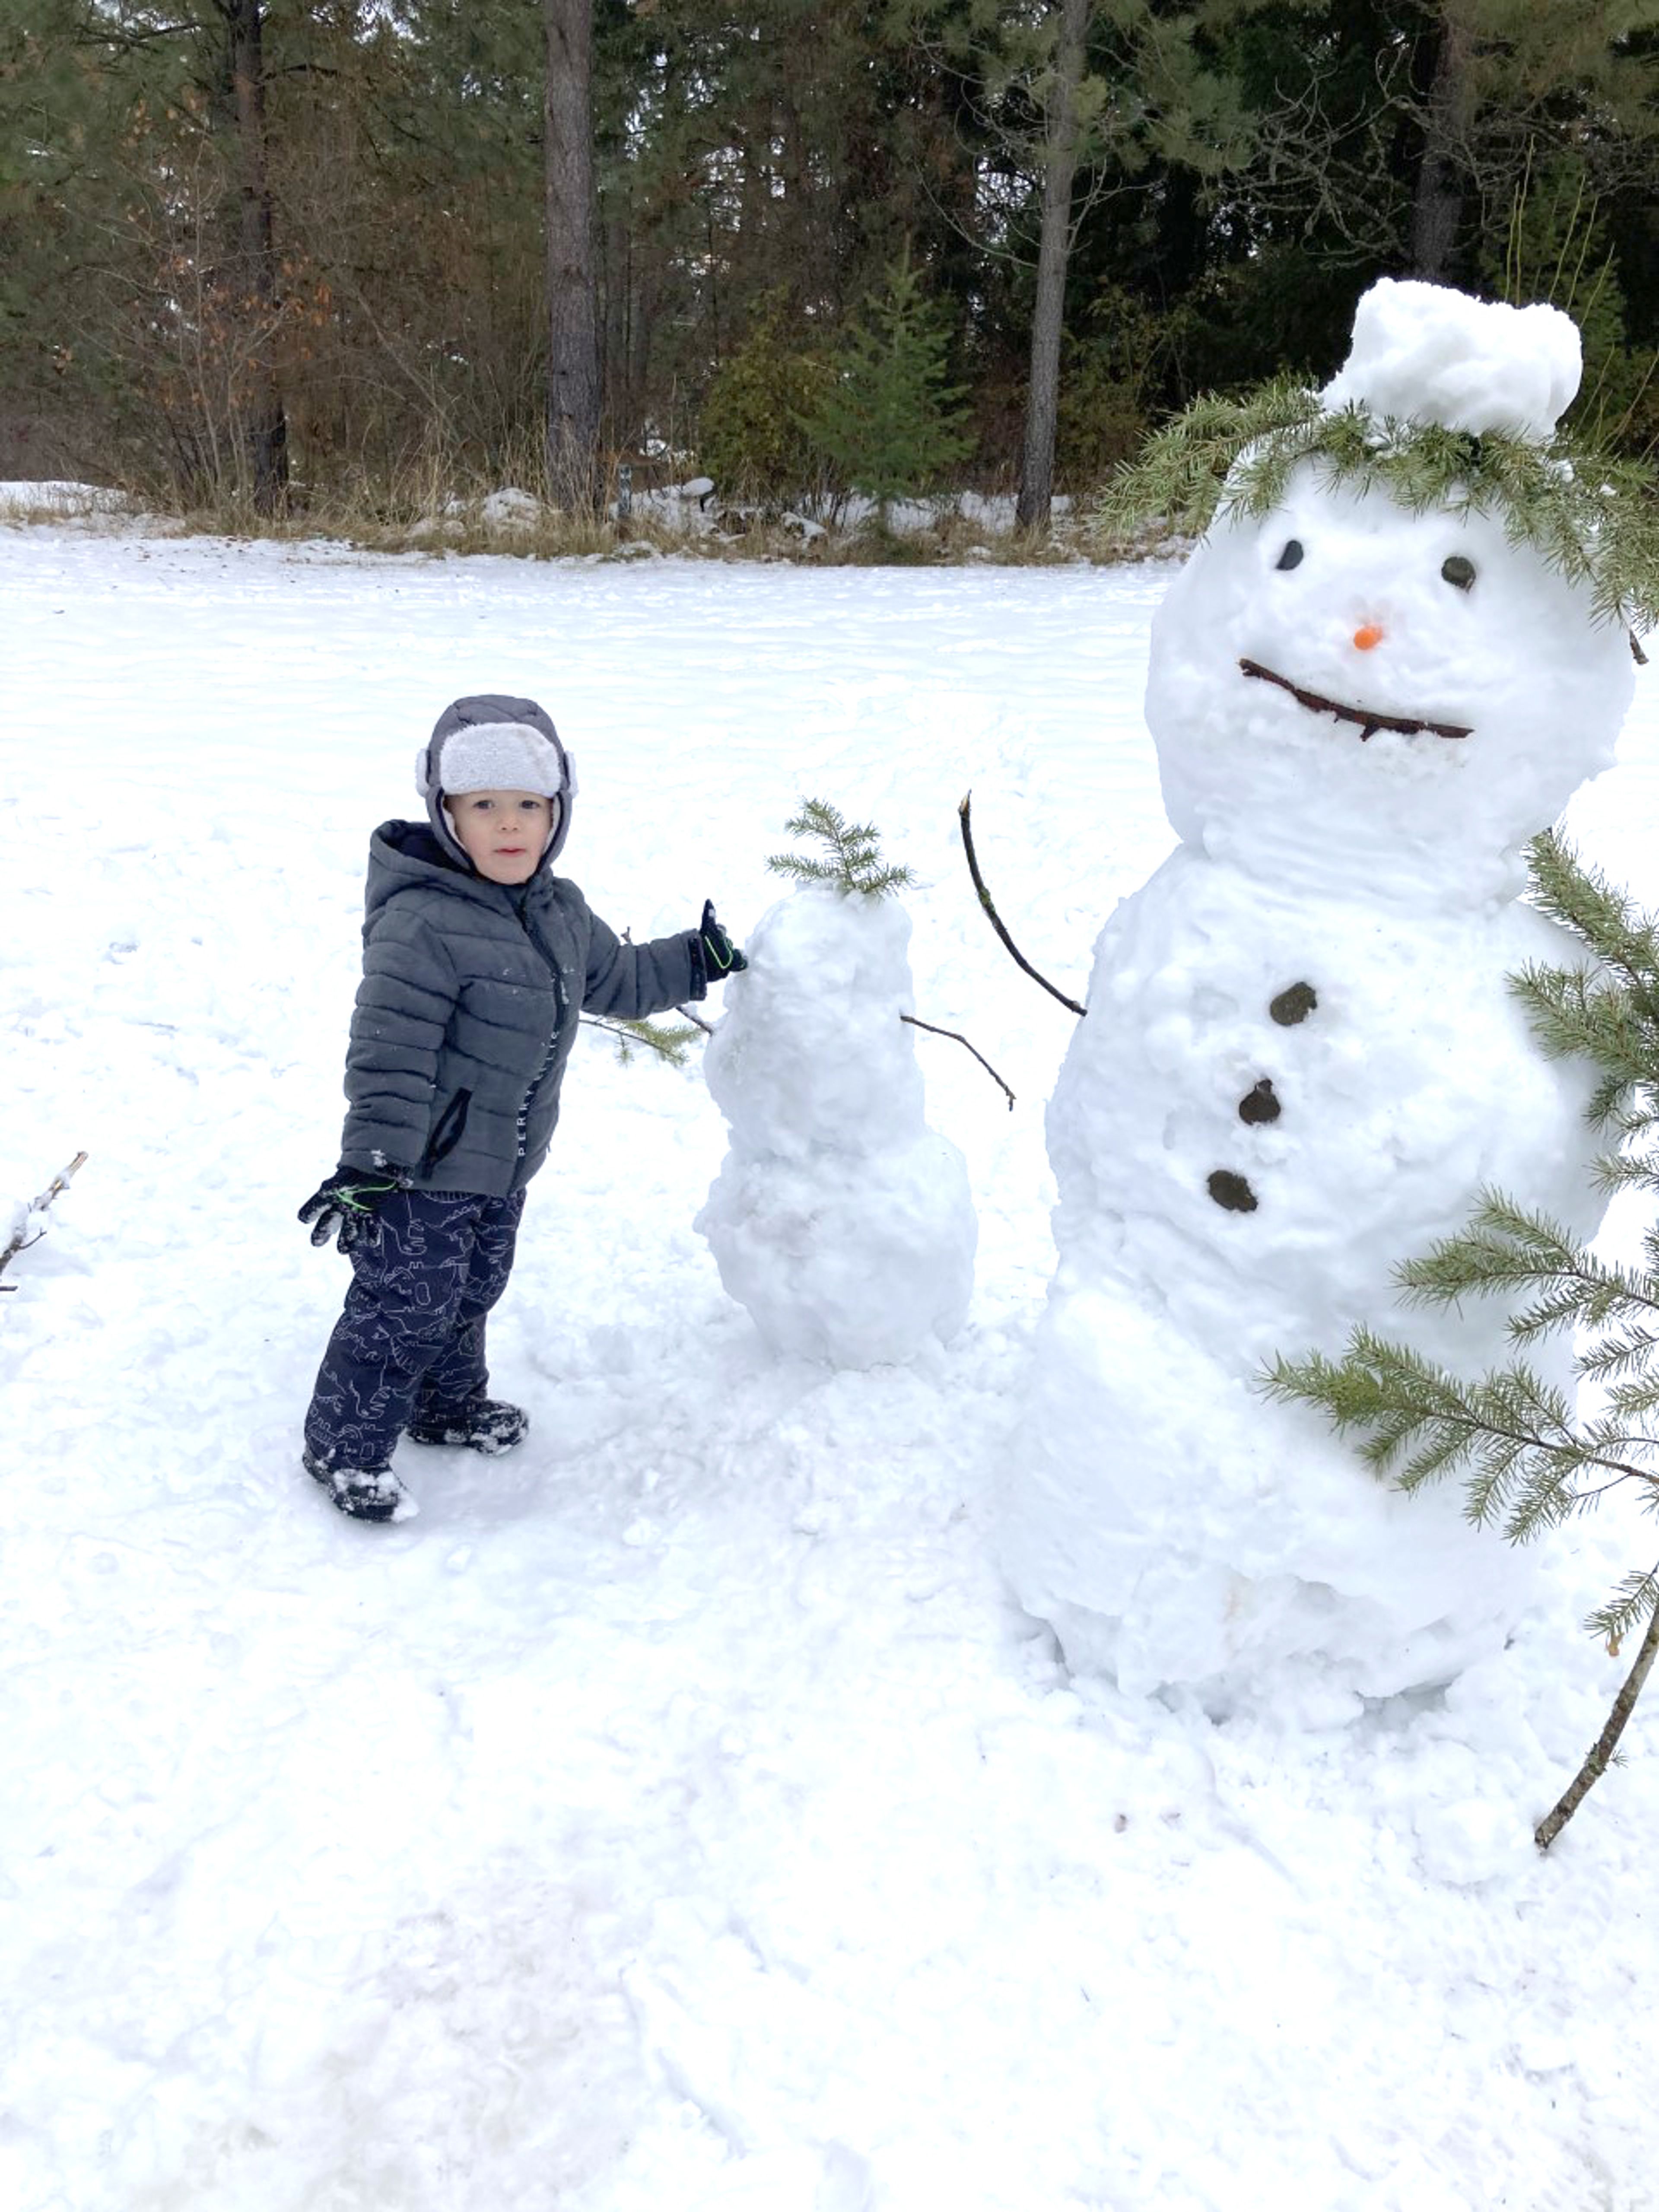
[303,1446,417,1524]
[406,1398,529,1456]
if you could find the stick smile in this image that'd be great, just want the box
[1239,658,1471,742]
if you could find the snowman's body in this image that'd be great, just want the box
[1051,854,1599,1386]
[1004,289,1638,1705]
[698,885,976,1368]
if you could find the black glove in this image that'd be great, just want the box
[297,1160,409,1254]
[697,899,748,982]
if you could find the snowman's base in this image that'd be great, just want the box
[1003,1284,1539,1711]
[697,1130,975,1370]
[1042,1590,1503,1727]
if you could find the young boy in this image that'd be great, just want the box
[298,693,746,1522]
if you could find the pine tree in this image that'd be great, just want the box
[1265,830,1659,1850]
[805,253,973,528]
[696,292,836,507]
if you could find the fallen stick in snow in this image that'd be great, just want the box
[901,1014,1015,1111]
[0,1151,89,1292]
[958,791,1086,1017]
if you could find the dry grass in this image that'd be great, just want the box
[3,451,1168,568]
[0,483,143,528]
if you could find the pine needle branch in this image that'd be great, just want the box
[1263,1337,1651,1540]
[1095,397,1659,631]
[1398,1193,1659,1341]
[582,1016,701,1068]
[767,796,916,899]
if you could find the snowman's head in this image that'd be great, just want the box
[1143,282,1638,908]
[1146,474,1634,907]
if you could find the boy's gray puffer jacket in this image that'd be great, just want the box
[339,821,703,1197]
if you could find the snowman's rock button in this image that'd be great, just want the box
[1207,1170,1259,1213]
[1269,982,1318,1026]
[1239,1078,1281,1125]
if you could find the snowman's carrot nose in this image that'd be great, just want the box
[1353,622,1386,651]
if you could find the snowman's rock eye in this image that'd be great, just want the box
[1274,540,1304,572]
[1441,553,1476,591]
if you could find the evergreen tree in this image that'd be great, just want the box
[696,292,836,505]
[1266,831,1659,1851]
[805,252,972,525]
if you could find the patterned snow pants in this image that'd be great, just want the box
[304,1187,527,1471]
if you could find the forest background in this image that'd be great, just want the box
[4,2,1659,549]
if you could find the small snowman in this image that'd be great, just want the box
[696,801,976,1367]
[1004,279,1644,1705]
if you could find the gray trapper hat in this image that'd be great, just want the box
[415,694,578,872]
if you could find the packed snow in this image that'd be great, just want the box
[1007,281,1637,1704]
[4,515,1658,2211]
[699,885,976,1366]
[1319,277,1583,441]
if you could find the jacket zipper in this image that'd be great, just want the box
[512,896,569,1162]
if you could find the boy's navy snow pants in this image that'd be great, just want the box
[304,1187,526,1470]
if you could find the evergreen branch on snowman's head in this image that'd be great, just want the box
[1097,383,1659,632]
[767,797,918,899]
[1094,375,1322,543]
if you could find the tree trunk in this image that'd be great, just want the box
[1016,0,1090,534]
[543,0,600,514]
[225,0,287,514]
[602,192,631,444]
[1409,9,1476,283]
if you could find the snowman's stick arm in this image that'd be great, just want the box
[900,1014,1015,1111]
[957,792,1087,1018]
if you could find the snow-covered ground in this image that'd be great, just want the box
[4,523,1657,2212]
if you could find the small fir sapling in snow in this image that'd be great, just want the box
[1268,833,1659,1850]
[696,801,977,1368]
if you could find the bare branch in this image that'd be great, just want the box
[958,791,1086,1017]
[901,1013,1015,1110]
[0,1152,89,1291]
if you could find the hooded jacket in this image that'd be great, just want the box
[339,820,703,1197]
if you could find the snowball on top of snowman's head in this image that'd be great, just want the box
[1141,279,1636,912]
[1319,277,1582,442]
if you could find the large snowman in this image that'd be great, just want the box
[1003,280,1640,1708]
